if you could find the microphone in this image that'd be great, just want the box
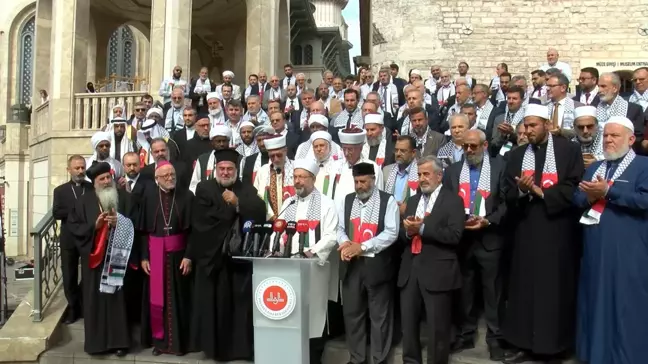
[271,219,287,256]
[274,198,296,219]
[260,222,273,255]
[296,220,310,258]
[241,220,254,256]
[251,223,264,257]
[283,221,297,258]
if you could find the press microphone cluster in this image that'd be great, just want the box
[296,220,310,258]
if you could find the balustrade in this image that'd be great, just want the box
[72,91,149,131]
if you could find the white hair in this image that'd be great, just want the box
[96,181,119,212]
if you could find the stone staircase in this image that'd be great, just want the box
[38,319,503,364]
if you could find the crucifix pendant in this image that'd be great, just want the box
[163,226,172,236]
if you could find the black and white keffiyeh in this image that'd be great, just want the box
[283,190,322,250]
[474,102,493,130]
[349,188,381,241]
[362,138,387,166]
[629,90,648,111]
[596,96,628,124]
[521,134,558,188]
[333,108,363,128]
[503,105,526,127]
[100,213,134,294]
[384,160,419,198]
[411,128,430,154]
[235,141,259,157]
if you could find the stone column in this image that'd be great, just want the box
[246,0,279,77]
[48,0,90,132]
[277,0,290,74]
[149,0,193,98]
[359,0,372,59]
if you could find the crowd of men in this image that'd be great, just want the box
[51,50,648,364]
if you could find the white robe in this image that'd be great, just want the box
[270,190,339,338]
[253,163,288,219]
[189,151,215,194]
[331,158,384,210]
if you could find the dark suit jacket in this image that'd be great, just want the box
[393,104,444,134]
[397,188,465,292]
[419,130,447,158]
[442,157,508,251]
[572,92,600,107]
[392,77,408,107]
[53,181,94,250]
[626,102,646,152]
[189,79,217,113]
[284,130,299,159]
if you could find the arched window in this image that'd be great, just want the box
[292,45,303,65]
[18,16,35,105]
[107,25,135,78]
[304,45,313,65]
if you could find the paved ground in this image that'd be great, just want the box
[2,258,34,325]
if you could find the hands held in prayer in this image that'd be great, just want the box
[397,201,407,216]
[497,123,514,135]
[117,177,127,188]
[403,216,423,236]
[141,260,150,275]
[105,209,117,227]
[579,175,609,202]
[465,216,490,230]
[338,241,362,261]
[516,175,544,198]
[582,153,596,169]
[222,190,239,206]
[179,258,192,276]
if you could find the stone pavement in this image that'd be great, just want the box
[3,259,33,316]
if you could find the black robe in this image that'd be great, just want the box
[501,135,584,354]
[182,135,213,167]
[138,187,193,354]
[188,179,266,361]
[67,189,134,354]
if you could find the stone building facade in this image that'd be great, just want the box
[369,0,648,86]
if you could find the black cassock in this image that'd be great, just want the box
[67,189,134,354]
[501,135,584,355]
[138,187,193,354]
[188,179,266,361]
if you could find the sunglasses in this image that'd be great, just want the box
[135,108,145,112]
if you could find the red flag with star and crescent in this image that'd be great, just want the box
[350,217,378,243]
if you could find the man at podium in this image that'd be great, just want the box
[271,158,339,364]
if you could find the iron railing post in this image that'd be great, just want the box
[32,231,42,322]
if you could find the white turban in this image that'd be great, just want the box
[91,131,110,150]
[222,70,235,78]
[524,104,549,120]
[207,92,219,101]
[210,125,233,140]
[240,121,256,131]
[605,116,634,132]
[364,113,384,125]
[308,114,329,128]
[294,158,320,176]
[146,107,164,118]
[574,106,597,120]
[309,131,332,144]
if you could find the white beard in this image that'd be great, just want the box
[97,183,119,212]
[209,108,222,116]
[603,144,630,161]
[216,175,237,187]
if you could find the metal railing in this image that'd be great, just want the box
[31,210,61,322]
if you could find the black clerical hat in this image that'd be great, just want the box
[86,161,111,182]
[213,148,240,165]
[352,162,375,177]
[196,112,210,121]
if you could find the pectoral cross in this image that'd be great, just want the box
[163,226,173,236]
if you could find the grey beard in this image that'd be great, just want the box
[603,145,630,161]
[577,135,593,144]
[71,174,86,184]
[216,175,237,187]
[367,136,382,147]
[209,108,222,116]
[356,187,374,200]
[96,183,119,212]
[466,153,484,166]
[420,185,435,194]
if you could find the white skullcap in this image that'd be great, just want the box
[605,116,634,132]
[364,113,384,125]
[210,125,232,140]
[264,134,287,150]
[140,119,157,133]
[91,131,110,149]
[524,104,549,120]
[240,121,256,130]
[146,107,163,118]
[308,114,329,128]
[253,125,275,138]
[112,104,124,110]
[574,106,597,120]
[338,128,367,145]
[410,69,422,76]
[207,92,219,101]
[309,131,332,144]
[222,70,235,78]
[294,158,320,176]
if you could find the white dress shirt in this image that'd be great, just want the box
[126,174,140,191]
[580,86,599,105]
[336,194,399,257]
[540,61,573,82]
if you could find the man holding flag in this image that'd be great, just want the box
[337,162,399,364]
[442,129,508,361]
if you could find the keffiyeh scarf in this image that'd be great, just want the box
[458,157,491,216]
[283,190,322,249]
[349,188,381,243]
[236,142,259,157]
[100,213,134,294]
[596,96,628,124]
[384,161,418,198]
[521,134,558,188]
[333,108,363,128]
[362,138,387,166]
[580,150,636,225]
[629,90,648,111]
[263,160,296,212]
[474,102,494,131]
[411,188,440,254]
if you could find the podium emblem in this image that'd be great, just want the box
[255,277,297,320]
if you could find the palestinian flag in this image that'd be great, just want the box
[472,190,489,217]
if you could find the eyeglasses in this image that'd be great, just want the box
[462,143,482,150]
[576,124,595,130]
[171,97,183,100]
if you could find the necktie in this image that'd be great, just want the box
[127,180,133,193]
[585,92,591,104]
[381,86,388,111]
[346,113,353,128]
[259,84,264,100]
[303,111,310,130]
[269,168,279,216]
[551,102,560,129]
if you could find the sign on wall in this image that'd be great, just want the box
[581,58,648,71]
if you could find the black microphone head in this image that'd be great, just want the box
[262,222,273,234]
[285,221,297,235]
[252,223,264,233]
